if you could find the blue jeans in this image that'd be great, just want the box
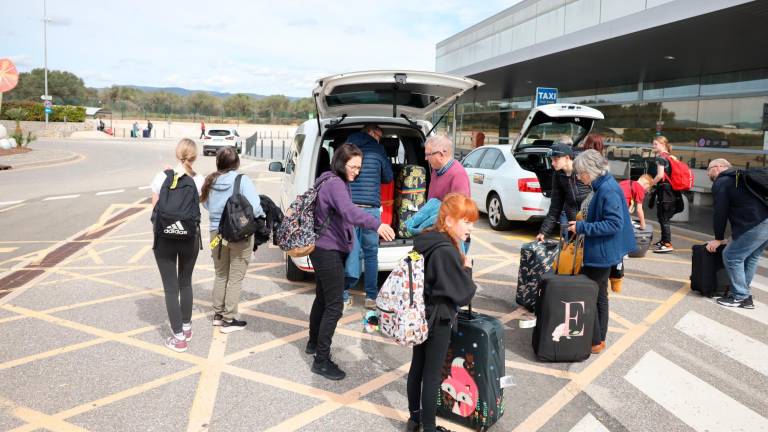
[344,207,381,301]
[723,218,768,300]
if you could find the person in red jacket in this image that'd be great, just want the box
[200,121,206,139]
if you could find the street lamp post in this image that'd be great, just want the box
[43,0,49,127]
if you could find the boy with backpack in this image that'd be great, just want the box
[150,138,205,352]
[201,147,264,333]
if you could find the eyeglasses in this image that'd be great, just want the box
[425,150,444,158]
[707,165,725,172]
[346,163,362,172]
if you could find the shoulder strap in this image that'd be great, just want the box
[233,174,243,197]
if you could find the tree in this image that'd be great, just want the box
[289,97,315,120]
[187,92,218,118]
[5,69,90,105]
[257,95,290,123]
[223,94,255,121]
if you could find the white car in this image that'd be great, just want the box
[203,128,243,156]
[462,103,604,230]
[268,70,482,281]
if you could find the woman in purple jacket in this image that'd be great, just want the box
[306,143,395,380]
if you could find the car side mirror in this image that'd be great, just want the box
[268,161,284,172]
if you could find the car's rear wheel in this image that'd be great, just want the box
[487,192,512,231]
[285,255,305,281]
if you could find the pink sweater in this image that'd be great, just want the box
[428,161,471,201]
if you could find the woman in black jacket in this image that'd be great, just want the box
[406,193,479,432]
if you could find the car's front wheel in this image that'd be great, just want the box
[487,192,512,231]
[285,255,305,281]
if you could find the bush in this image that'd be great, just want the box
[0,101,85,122]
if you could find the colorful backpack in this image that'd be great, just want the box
[275,176,332,257]
[376,250,429,347]
[663,154,694,191]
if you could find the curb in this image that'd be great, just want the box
[0,151,82,171]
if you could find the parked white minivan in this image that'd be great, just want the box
[268,70,483,281]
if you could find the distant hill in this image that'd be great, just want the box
[102,85,300,100]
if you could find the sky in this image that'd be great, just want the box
[2,0,519,97]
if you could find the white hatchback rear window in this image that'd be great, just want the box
[208,130,231,137]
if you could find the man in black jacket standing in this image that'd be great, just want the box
[536,139,592,242]
[706,159,768,309]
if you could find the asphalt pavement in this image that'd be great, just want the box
[0,138,767,432]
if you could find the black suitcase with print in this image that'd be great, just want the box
[516,240,559,312]
[532,273,597,362]
[437,308,505,431]
[691,244,729,297]
[395,165,427,238]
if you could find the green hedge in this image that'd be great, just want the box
[0,101,86,122]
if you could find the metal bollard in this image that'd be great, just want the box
[270,140,274,159]
[260,140,264,158]
[281,142,285,159]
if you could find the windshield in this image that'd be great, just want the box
[517,121,588,150]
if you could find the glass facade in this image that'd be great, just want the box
[437,70,768,169]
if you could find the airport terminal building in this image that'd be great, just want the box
[436,0,768,170]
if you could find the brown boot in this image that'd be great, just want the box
[591,341,606,354]
[610,277,623,293]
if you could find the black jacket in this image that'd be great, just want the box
[414,231,476,326]
[253,194,284,250]
[712,169,768,240]
[539,170,592,236]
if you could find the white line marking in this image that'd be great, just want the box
[752,274,768,295]
[137,186,151,190]
[569,413,610,432]
[0,200,24,206]
[625,351,768,432]
[95,189,125,196]
[42,194,80,201]
[675,311,768,376]
[717,296,768,327]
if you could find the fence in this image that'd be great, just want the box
[244,130,293,160]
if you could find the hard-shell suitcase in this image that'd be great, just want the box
[532,273,597,362]
[628,225,653,258]
[691,244,729,297]
[437,308,505,431]
[394,165,427,238]
[380,181,394,225]
[516,240,559,312]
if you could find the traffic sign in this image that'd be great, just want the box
[535,87,558,107]
[44,100,52,108]
[44,107,52,114]
[40,95,52,101]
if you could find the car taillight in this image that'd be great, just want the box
[204,136,211,139]
[518,178,542,193]
[225,136,234,140]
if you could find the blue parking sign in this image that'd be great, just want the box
[44,107,52,114]
[535,87,558,106]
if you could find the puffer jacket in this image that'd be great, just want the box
[539,170,592,236]
[346,132,393,207]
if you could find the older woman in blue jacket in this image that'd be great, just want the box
[567,150,636,354]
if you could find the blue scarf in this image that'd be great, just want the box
[436,159,454,176]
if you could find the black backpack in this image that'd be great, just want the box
[736,168,768,209]
[152,170,201,243]
[218,174,258,242]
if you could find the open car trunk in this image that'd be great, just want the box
[313,121,429,247]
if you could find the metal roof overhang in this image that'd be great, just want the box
[447,0,768,102]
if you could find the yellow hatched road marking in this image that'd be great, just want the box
[127,245,152,264]
[0,247,18,253]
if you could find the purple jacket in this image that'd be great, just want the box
[314,171,380,253]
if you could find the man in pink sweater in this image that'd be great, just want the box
[425,135,471,200]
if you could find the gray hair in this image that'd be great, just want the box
[555,135,573,146]
[573,149,608,182]
[425,134,453,153]
[708,158,731,169]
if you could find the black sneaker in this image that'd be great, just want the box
[212,314,224,326]
[406,418,422,432]
[305,340,317,355]
[718,295,755,309]
[311,357,346,380]
[220,318,247,333]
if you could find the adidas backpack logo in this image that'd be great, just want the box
[376,250,429,347]
[152,169,200,241]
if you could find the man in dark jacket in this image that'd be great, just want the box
[706,159,768,309]
[343,125,394,309]
[536,141,592,242]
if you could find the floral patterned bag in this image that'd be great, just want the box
[376,250,429,347]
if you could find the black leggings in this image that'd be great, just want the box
[581,266,610,346]
[656,183,675,244]
[407,317,452,432]
[308,247,347,361]
[154,236,199,335]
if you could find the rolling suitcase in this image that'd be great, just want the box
[532,273,597,362]
[380,181,394,225]
[691,244,729,297]
[437,306,505,431]
[516,240,559,312]
[394,165,427,238]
